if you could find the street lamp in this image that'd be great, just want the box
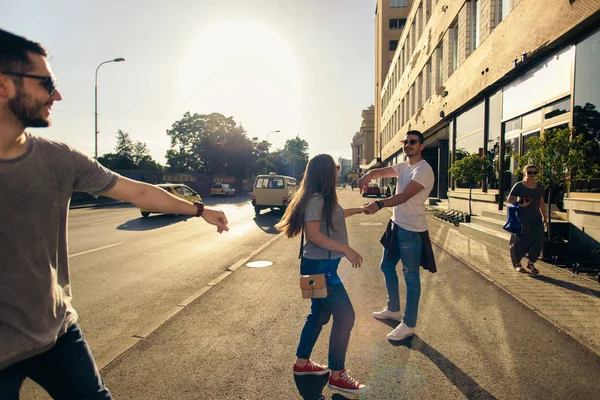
[265,130,280,174]
[95,58,125,159]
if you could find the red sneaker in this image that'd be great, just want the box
[293,360,330,376]
[328,369,367,394]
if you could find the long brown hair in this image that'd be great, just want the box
[275,154,339,238]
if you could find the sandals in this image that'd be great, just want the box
[527,262,540,275]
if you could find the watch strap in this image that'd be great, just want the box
[376,200,384,209]
[193,201,205,217]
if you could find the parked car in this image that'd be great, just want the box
[140,183,202,218]
[252,173,297,216]
[362,182,381,197]
[210,183,236,197]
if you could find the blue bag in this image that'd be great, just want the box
[503,203,522,235]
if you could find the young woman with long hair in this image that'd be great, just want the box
[275,154,367,395]
[507,164,548,274]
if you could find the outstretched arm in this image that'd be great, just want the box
[364,180,424,214]
[305,221,363,267]
[104,176,229,233]
[357,167,397,192]
[343,207,367,218]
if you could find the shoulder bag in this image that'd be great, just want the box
[299,224,330,299]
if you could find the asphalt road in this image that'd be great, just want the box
[21,190,600,399]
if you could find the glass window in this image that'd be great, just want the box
[522,110,542,129]
[504,116,521,136]
[502,46,574,120]
[389,18,407,29]
[503,136,520,192]
[426,59,432,100]
[522,130,540,154]
[389,40,398,51]
[501,0,512,22]
[455,101,485,188]
[573,28,600,191]
[452,22,459,73]
[437,43,444,87]
[544,97,570,120]
[391,0,408,8]
[488,90,502,190]
[472,0,480,51]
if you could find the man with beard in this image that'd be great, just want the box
[0,29,228,399]
[358,130,435,342]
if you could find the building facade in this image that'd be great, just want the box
[373,0,414,168]
[375,0,600,258]
[350,131,363,175]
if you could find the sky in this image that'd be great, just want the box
[2,0,376,164]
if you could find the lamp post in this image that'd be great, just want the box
[265,130,280,174]
[95,58,125,159]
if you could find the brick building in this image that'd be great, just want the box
[374,0,600,261]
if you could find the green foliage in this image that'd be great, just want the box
[515,127,597,190]
[448,153,490,186]
[97,130,162,171]
[165,112,256,179]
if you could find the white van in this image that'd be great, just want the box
[252,174,297,216]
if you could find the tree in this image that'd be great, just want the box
[165,112,255,180]
[515,126,597,238]
[97,130,161,171]
[448,153,490,216]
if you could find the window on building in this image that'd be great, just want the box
[437,42,444,87]
[401,99,405,126]
[454,101,485,188]
[417,73,423,109]
[389,40,398,51]
[425,0,432,22]
[451,22,459,73]
[573,28,600,192]
[472,0,480,51]
[426,59,432,100]
[488,90,502,190]
[391,0,408,7]
[500,0,512,23]
[389,18,407,29]
[411,21,416,51]
[418,4,424,38]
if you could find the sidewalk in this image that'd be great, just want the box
[424,210,600,356]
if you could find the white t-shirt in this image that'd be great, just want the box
[391,159,435,232]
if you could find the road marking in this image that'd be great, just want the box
[90,218,129,226]
[69,242,124,258]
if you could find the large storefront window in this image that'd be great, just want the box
[573,28,600,192]
[455,101,484,188]
[487,90,502,190]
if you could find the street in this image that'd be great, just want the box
[22,190,600,399]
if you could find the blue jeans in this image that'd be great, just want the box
[380,225,423,327]
[0,323,112,400]
[296,258,355,371]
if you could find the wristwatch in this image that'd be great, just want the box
[193,201,205,217]
[376,200,384,209]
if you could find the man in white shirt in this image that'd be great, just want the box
[358,130,435,341]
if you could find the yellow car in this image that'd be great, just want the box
[252,174,297,216]
[140,183,202,218]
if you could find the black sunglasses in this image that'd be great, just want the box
[402,139,422,146]
[526,170,538,175]
[2,72,57,95]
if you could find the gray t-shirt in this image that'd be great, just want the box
[0,133,119,370]
[508,182,545,221]
[303,194,348,260]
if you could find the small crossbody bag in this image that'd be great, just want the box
[299,224,331,299]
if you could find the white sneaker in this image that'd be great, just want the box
[386,321,415,341]
[372,308,402,322]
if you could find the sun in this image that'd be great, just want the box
[174,21,304,138]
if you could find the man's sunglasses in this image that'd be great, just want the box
[402,139,422,146]
[526,170,538,175]
[2,72,57,95]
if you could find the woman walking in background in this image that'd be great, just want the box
[507,164,548,274]
[275,154,368,395]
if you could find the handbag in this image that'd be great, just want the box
[298,223,330,299]
[503,203,523,235]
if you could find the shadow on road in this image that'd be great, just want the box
[116,214,192,231]
[293,374,328,400]
[390,335,497,399]
[529,274,600,298]
[253,209,284,234]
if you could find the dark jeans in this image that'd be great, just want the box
[0,323,112,400]
[296,258,355,371]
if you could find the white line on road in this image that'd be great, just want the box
[69,242,124,258]
[89,218,129,226]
